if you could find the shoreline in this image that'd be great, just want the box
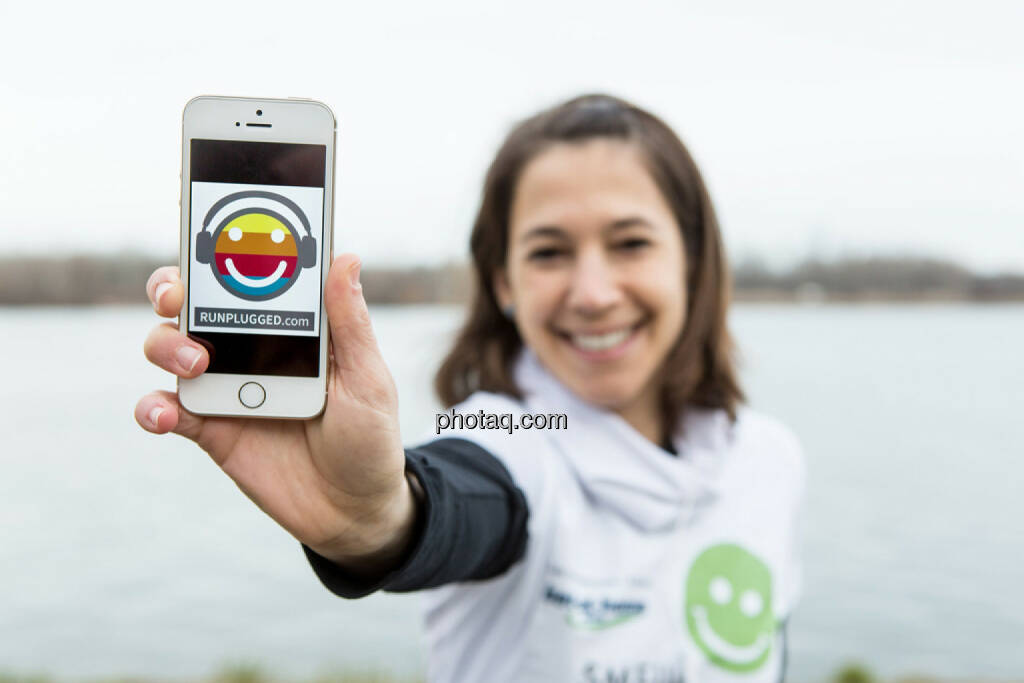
[3,296,1024,308]
[1,254,1022,307]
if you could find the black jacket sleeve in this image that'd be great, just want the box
[302,437,530,599]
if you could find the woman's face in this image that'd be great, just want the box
[496,138,687,422]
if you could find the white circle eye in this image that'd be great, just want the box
[740,590,764,618]
[228,226,243,241]
[709,576,732,605]
[270,228,285,244]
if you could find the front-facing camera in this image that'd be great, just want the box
[256,109,263,116]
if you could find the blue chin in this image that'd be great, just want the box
[224,275,290,297]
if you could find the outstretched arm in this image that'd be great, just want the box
[303,437,530,597]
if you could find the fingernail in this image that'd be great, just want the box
[348,261,362,292]
[176,345,201,373]
[148,405,164,428]
[154,282,173,310]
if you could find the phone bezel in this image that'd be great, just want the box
[178,96,336,419]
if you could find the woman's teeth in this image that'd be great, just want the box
[571,327,633,351]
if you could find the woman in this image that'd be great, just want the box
[137,94,804,682]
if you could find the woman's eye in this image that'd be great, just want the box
[527,247,566,261]
[617,238,650,251]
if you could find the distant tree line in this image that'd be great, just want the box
[0,253,168,305]
[0,252,1021,305]
[732,255,1024,302]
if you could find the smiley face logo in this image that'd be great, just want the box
[684,543,775,672]
[195,190,317,301]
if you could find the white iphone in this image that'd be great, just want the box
[178,96,336,418]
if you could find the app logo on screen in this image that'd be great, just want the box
[195,190,317,301]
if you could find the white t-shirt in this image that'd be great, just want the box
[421,350,806,683]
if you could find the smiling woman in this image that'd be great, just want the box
[137,93,804,683]
[377,95,802,682]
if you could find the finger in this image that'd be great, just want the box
[324,254,385,376]
[143,322,209,377]
[134,390,206,442]
[146,266,184,318]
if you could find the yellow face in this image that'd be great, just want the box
[212,210,299,300]
[495,139,687,430]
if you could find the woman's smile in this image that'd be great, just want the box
[555,319,647,360]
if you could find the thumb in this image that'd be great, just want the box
[325,253,383,376]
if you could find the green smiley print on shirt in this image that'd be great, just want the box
[685,543,775,673]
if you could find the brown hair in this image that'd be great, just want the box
[435,93,744,431]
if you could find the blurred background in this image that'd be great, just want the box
[1,0,1022,681]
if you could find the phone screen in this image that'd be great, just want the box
[187,139,327,377]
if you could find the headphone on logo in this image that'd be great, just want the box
[195,190,317,269]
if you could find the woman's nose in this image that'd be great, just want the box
[566,248,623,315]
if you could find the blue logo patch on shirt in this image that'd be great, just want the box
[544,585,646,631]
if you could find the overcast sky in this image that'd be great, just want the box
[1,0,1021,272]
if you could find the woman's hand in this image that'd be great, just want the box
[134,254,416,574]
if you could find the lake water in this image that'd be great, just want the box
[1,304,1022,681]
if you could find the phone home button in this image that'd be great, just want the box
[238,382,266,409]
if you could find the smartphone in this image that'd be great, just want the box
[178,96,336,418]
